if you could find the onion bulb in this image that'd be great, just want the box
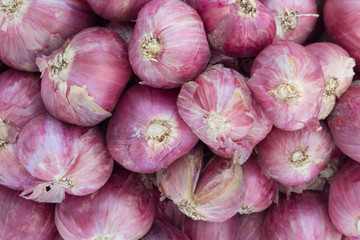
[141,218,190,240]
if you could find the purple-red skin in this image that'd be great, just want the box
[0,70,46,191]
[107,85,199,173]
[329,160,360,238]
[264,191,342,240]
[237,212,266,240]
[107,21,134,45]
[195,0,276,58]
[141,218,190,240]
[0,0,95,72]
[87,0,153,21]
[238,155,277,214]
[128,0,210,88]
[328,81,360,163]
[324,0,360,69]
[55,167,155,240]
[0,185,56,240]
[16,113,114,202]
[38,27,132,127]
[248,41,324,131]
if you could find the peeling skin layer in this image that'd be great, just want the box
[0,0,22,15]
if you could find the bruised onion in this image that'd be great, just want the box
[107,21,134,45]
[128,0,210,88]
[324,0,360,69]
[0,185,56,240]
[87,0,152,21]
[329,160,360,238]
[107,85,198,173]
[177,64,272,164]
[0,69,46,191]
[56,167,155,240]
[305,42,355,119]
[328,81,360,162]
[248,41,324,131]
[16,113,113,203]
[37,27,131,127]
[0,0,94,72]
[238,155,277,214]
[257,124,334,185]
[261,0,319,44]
[141,218,190,240]
[156,144,245,222]
[194,0,276,58]
[264,191,342,240]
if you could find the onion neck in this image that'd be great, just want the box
[236,0,257,17]
[51,51,69,78]
[277,8,319,32]
[324,77,339,96]
[177,199,203,220]
[0,0,22,15]
[268,82,300,103]
[140,33,161,62]
[289,146,309,167]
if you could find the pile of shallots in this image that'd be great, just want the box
[0,0,360,239]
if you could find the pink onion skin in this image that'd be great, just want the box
[329,160,360,238]
[209,49,239,70]
[0,0,94,72]
[87,0,152,21]
[55,167,155,240]
[237,212,266,240]
[16,113,114,203]
[305,42,355,119]
[37,27,131,127]
[0,185,56,240]
[264,191,342,240]
[52,234,64,240]
[107,85,198,173]
[328,81,360,162]
[195,0,276,58]
[128,0,210,89]
[0,70,46,191]
[177,64,272,164]
[261,0,319,44]
[248,41,324,131]
[141,218,190,240]
[324,0,360,69]
[257,124,334,185]
[107,21,134,45]
[238,155,277,214]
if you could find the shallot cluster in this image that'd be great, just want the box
[0,0,359,238]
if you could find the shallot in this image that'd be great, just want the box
[141,218,190,240]
[107,21,134,45]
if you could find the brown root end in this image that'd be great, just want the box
[140,33,161,62]
[236,0,257,16]
[146,119,172,144]
[0,118,11,148]
[318,163,338,181]
[239,205,254,214]
[277,8,319,32]
[0,0,22,15]
[324,77,339,96]
[268,82,300,103]
[289,146,310,167]
[58,176,77,189]
[177,199,204,220]
[203,112,230,133]
[92,236,115,240]
[51,52,68,77]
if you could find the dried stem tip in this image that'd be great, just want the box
[141,33,161,62]
[268,82,301,103]
[278,8,319,32]
[324,77,339,96]
[51,52,68,77]
[0,0,22,15]
[237,0,257,16]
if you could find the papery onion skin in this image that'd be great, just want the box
[177,64,272,164]
[264,191,342,240]
[261,0,319,44]
[305,42,355,119]
[17,113,114,203]
[107,21,134,45]
[52,234,64,240]
[329,160,360,238]
[248,41,324,131]
[37,27,131,127]
[128,0,210,88]
[257,124,334,185]
[87,0,152,21]
[0,185,56,240]
[56,167,155,240]
[107,85,198,173]
[141,218,190,240]
[237,212,265,240]
[0,69,46,191]
[157,144,245,222]
[324,0,360,69]
[195,0,276,58]
[209,49,239,71]
[0,0,94,72]
[328,81,360,162]
[238,155,277,214]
